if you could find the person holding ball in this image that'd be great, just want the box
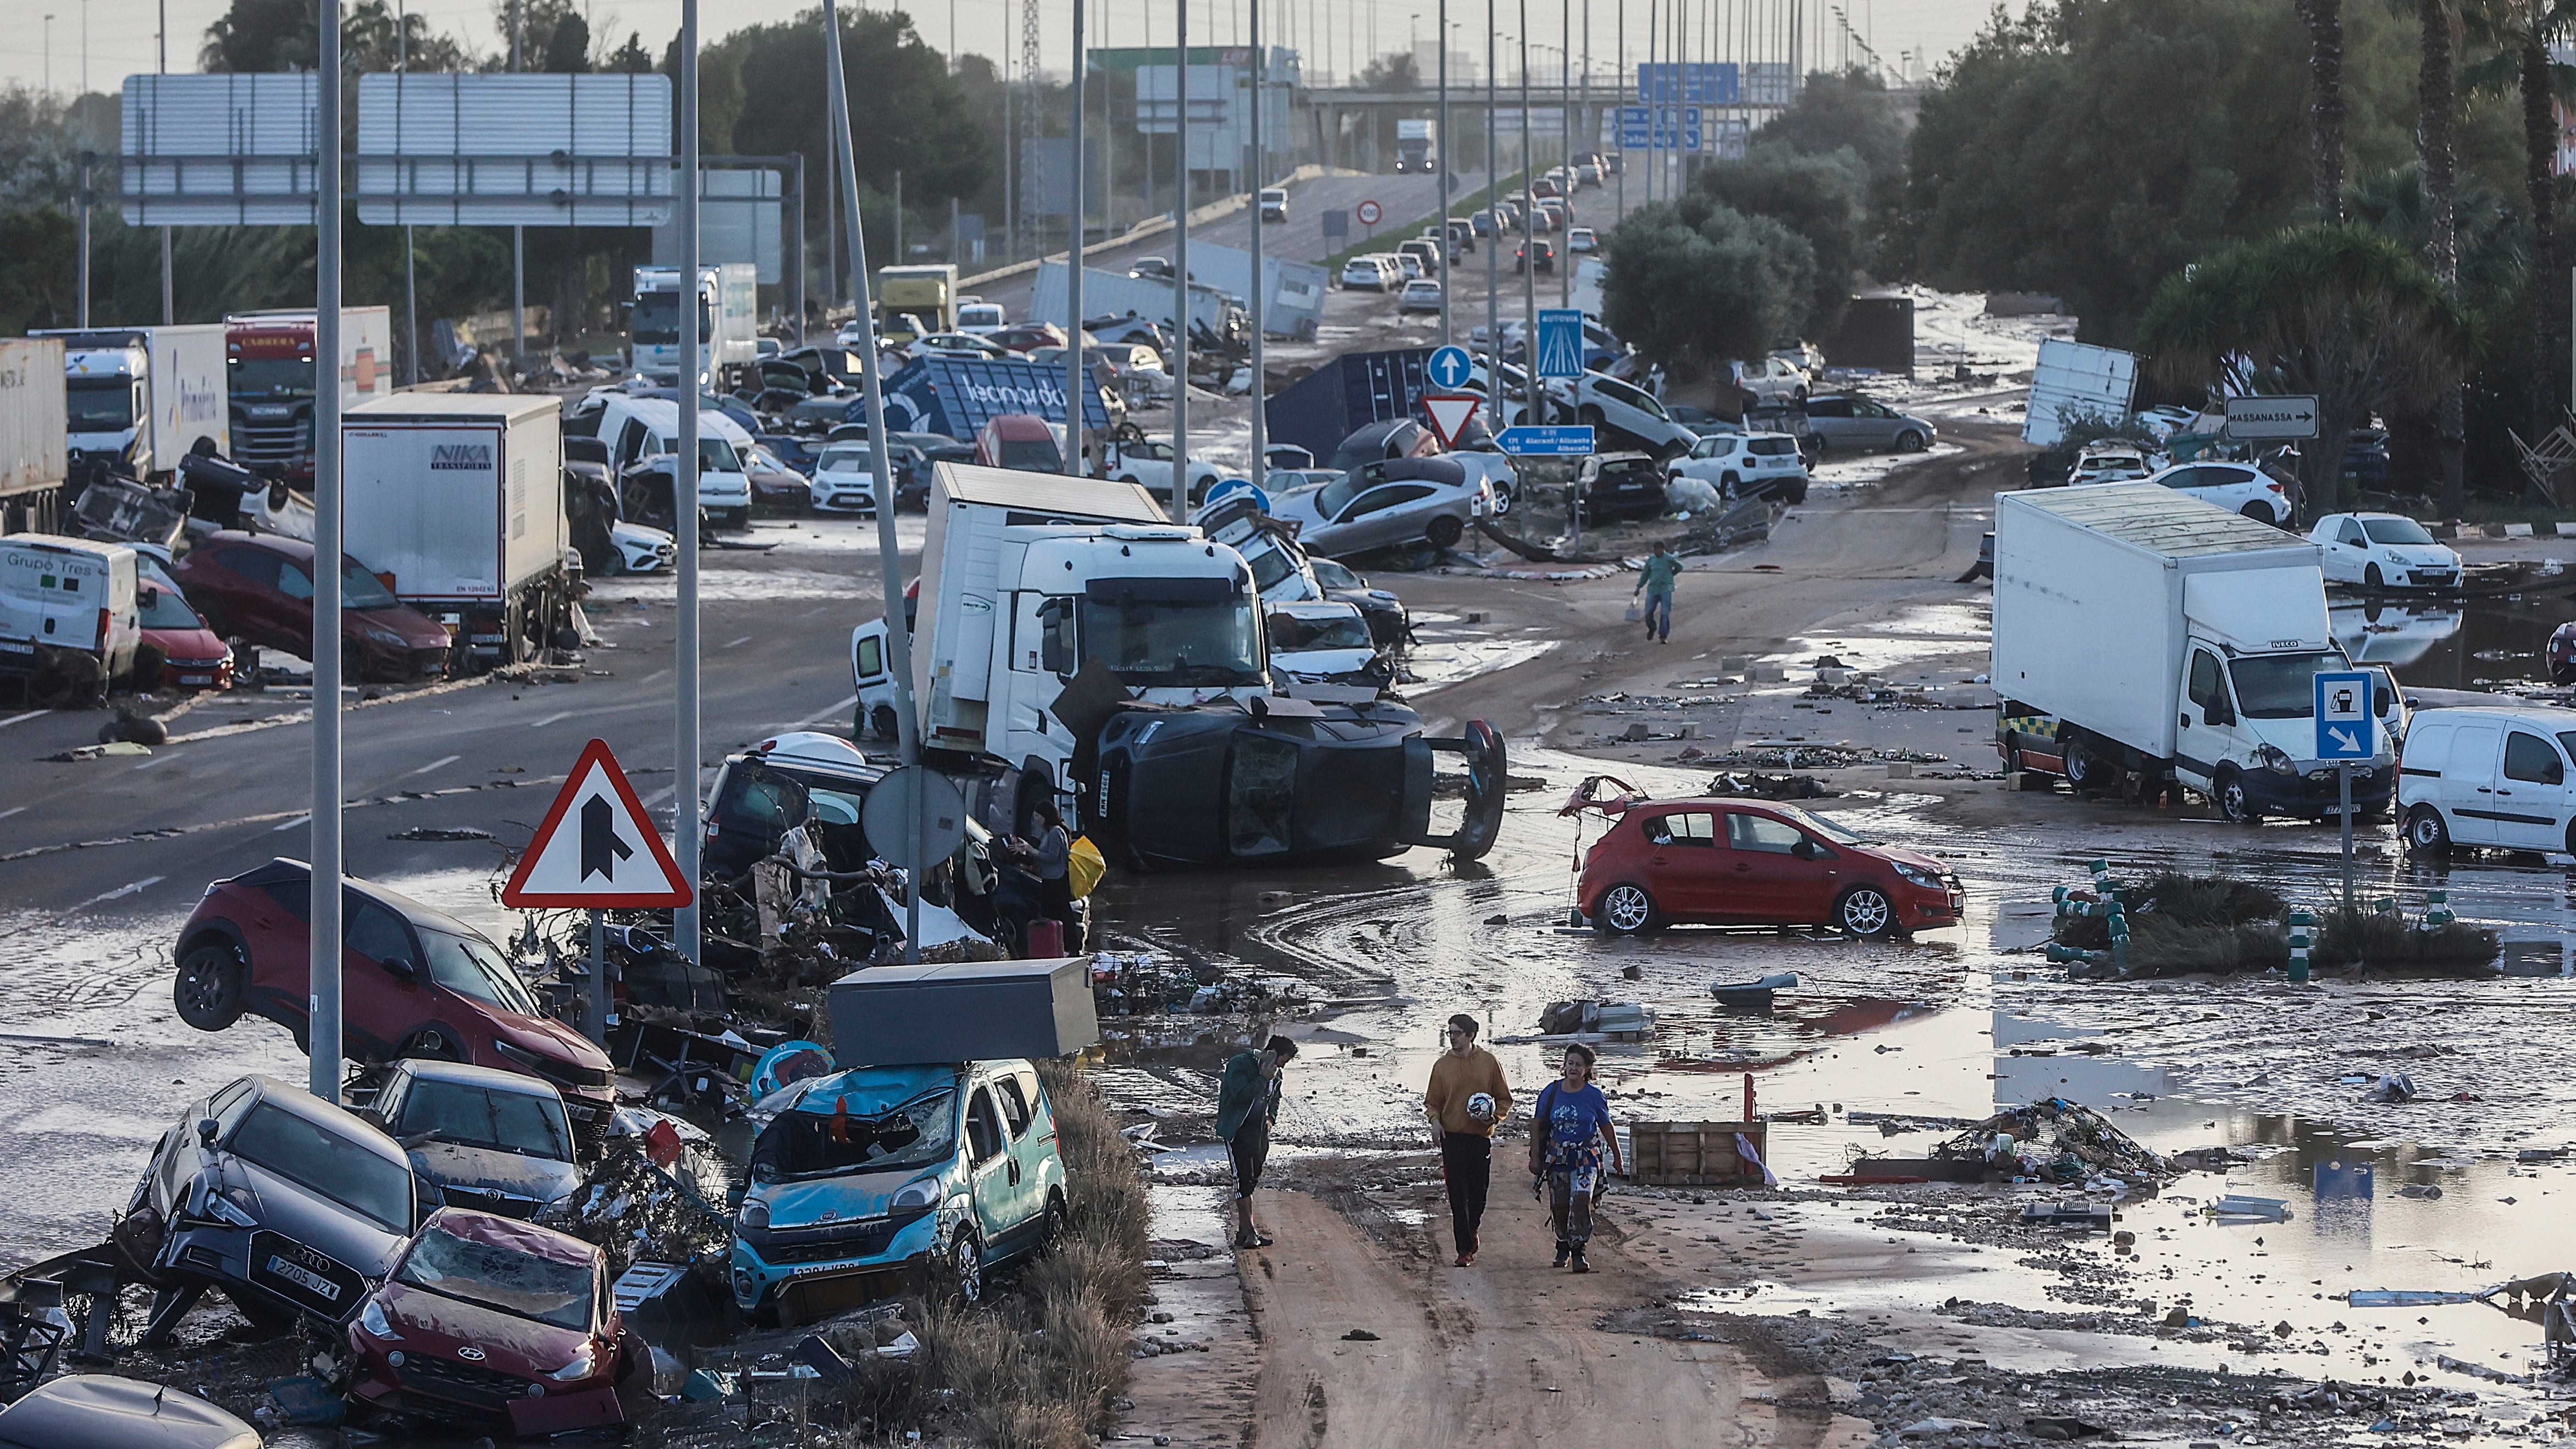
[1424,1013,1513,1267]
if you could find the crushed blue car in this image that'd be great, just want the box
[730,1060,1065,1323]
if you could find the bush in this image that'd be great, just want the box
[2311,909,2501,973]
[2049,872,2498,977]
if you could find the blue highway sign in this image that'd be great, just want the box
[1536,309,1585,379]
[2313,670,2375,760]
[1496,425,1595,456]
[1426,345,1474,391]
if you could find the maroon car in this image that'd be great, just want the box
[346,1208,637,1434]
[171,530,451,682]
[171,859,617,1141]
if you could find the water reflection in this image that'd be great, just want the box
[2332,600,2463,671]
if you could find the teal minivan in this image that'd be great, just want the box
[730,1060,1066,1321]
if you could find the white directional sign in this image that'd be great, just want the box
[2224,395,2320,441]
[502,738,693,908]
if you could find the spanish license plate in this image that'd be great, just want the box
[265,1253,340,1303]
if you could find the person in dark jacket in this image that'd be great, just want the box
[1215,1035,1298,1249]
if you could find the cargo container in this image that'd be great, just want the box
[1261,347,1434,463]
[825,958,1100,1066]
[0,338,70,533]
[1030,262,1241,346]
[876,354,1120,446]
[1173,240,1329,341]
[877,263,960,338]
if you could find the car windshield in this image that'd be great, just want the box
[1270,610,1372,650]
[1314,476,1363,516]
[228,356,313,399]
[2227,650,2351,720]
[396,1079,572,1162]
[819,447,875,472]
[417,928,544,1017]
[700,438,743,473]
[998,439,1061,470]
[1245,543,1299,594]
[67,378,137,430]
[1080,585,1265,687]
[1768,804,1874,846]
[139,585,202,629]
[752,1084,959,1181]
[340,558,401,611]
[228,1101,414,1234]
[1309,558,1362,589]
[396,1223,592,1331]
[2362,517,2437,546]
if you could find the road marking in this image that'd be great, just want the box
[0,807,23,823]
[639,668,672,684]
[273,813,312,832]
[408,754,462,776]
[0,711,45,731]
[134,754,175,770]
[794,694,860,728]
[640,783,676,809]
[725,635,755,649]
[78,876,165,909]
[532,711,574,728]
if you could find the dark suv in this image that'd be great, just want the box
[171,860,617,1140]
[1576,452,1671,523]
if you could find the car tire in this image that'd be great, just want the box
[870,704,900,740]
[1835,886,1897,939]
[1594,882,1661,934]
[1490,480,1514,517]
[2406,804,2453,854]
[2241,502,2274,522]
[1793,386,1809,404]
[1895,429,1930,453]
[2215,768,2262,824]
[2061,735,2114,792]
[1040,1192,1070,1252]
[174,941,247,1031]
[1426,515,1466,550]
[2364,563,2385,590]
[946,1227,985,1304]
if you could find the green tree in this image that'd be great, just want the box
[2300,0,2349,216]
[1357,53,1421,89]
[2137,223,2465,512]
[541,12,592,73]
[203,0,468,71]
[2461,0,2576,435]
[1757,66,1909,180]
[2413,0,2465,509]
[1600,197,1814,375]
[719,8,990,205]
[1695,145,1869,336]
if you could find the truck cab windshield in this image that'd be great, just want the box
[2227,650,2351,719]
[633,290,714,347]
[1081,579,1264,687]
[229,357,313,399]
[66,379,138,430]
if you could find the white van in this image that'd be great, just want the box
[590,394,757,530]
[2399,704,2576,854]
[0,534,141,703]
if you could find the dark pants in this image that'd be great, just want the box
[1229,1121,1270,1200]
[1441,1133,1492,1254]
[1642,590,1672,640]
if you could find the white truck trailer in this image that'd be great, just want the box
[631,262,759,386]
[35,325,230,480]
[0,338,70,534]
[341,394,573,671]
[1992,481,2396,822]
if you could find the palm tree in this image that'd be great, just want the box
[2463,0,2576,438]
[2301,0,2348,218]
[2419,0,2464,511]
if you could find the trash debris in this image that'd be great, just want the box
[2395,1183,2445,1199]
[1706,771,1834,800]
[1922,1098,2174,1187]
[1900,1418,1992,1437]
[2019,1202,2114,1229]
[1341,1329,1381,1341]
[386,825,495,841]
[2349,1289,2491,1308]
[2207,1194,2293,1222]
[264,1376,347,1427]
[1708,972,1798,1008]
[42,741,152,762]
[2367,1072,2418,1103]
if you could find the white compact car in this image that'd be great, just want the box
[808,443,881,515]
[2068,444,2155,486]
[1341,256,1402,291]
[1106,436,1224,505]
[2399,703,2576,855]
[2308,512,2461,591]
[2134,460,2295,525]
[1264,599,1391,690]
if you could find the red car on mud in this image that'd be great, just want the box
[170,530,451,682]
[1566,782,1964,938]
[345,1208,638,1434]
[170,859,617,1139]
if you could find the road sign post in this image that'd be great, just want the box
[504,739,696,1043]
[1496,424,1594,455]
[1422,392,1483,450]
[1357,197,1382,240]
[2314,670,2375,918]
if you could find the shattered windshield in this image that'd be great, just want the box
[1269,611,1372,651]
[396,1080,572,1162]
[1080,584,1265,687]
[397,1224,593,1331]
[751,1086,958,1182]
[228,1102,414,1234]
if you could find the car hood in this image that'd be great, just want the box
[1271,646,1379,678]
[143,625,229,661]
[223,1157,411,1276]
[754,1166,942,1228]
[408,1142,583,1207]
[373,1281,588,1377]
[2380,544,2458,567]
[1861,843,1953,879]
[495,1015,616,1082]
[350,606,450,649]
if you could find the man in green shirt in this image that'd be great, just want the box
[1635,540,1681,643]
[1216,1035,1298,1249]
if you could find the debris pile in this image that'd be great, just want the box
[556,1132,737,1279]
[1089,951,1303,1017]
[1928,1098,2175,1187]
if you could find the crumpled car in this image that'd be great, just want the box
[363,1058,584,1221]
[1265,600,1395,692]
[0,1374,259,1449]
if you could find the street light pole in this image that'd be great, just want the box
[1485,0,1497,392]
[673,0,704,963]
[1249,0,1268,485]
[309,0,346,1103]
[1561,0,1573,307]
[159,0,172,325]
[1170,0,1190,523]
[1066,0,1088,480]
[1437,0,1451,349]
[1520,0,1539,435]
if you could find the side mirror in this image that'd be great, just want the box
[140,586,160,607]
[1792,838,1823,860]
[382,956,418,982]
[196,1118,220,1147]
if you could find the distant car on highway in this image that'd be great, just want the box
[1567,226,1599,253]
[1341,255,1402,291]
[1399,278,1445,312]
[1514,239,1556,274]
[1259,187,1288,222]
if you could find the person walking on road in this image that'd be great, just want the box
[1527,1042,1623,1271]
[1635,540,1681,644]
[1424,1013,1512,1267]
[1217,1035,1299,1250]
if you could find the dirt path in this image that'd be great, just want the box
[1240,1185,1871,1449]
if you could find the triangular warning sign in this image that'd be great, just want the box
[501,738,694,909]
[1421,392,1483,450]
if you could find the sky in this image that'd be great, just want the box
[0,0,2004,99]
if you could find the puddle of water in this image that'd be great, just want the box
[1772,602,1994,678]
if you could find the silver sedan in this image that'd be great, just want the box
[1268,456,1490,557]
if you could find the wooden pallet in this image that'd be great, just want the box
[1627,1120,1768,1187]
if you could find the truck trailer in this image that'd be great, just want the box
[1030,262,1243,351]
[0,338,70,534]
[1395,118,1437,173]
[631,263,759,387]
[34,325,229,482]
[1992,482,2396,822]
[225,308,394,482]
[341,394,574,670]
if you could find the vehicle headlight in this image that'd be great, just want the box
[2256,744,2299,775]
[889,1176,940,1212]
[546,1344,597,1381]
[739,1197,770,1231]
[361,623,408,646]
[1892,862,1943,890]
[358,1297,401,1342]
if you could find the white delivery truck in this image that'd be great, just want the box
[0,338,70,534]
[631,263,759,388]
[0,533,141,705]
[1992,481,2397,823]
[34,325,229,480]
[341,394,574,671]
[1395,118,1437,173]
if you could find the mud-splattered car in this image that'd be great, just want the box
[362,1058,584,1220]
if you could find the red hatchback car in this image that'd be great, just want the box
[1573,793,1963,938]
[346,1208,637,1434]
[172,859,618,1140]
[172,530,451,682]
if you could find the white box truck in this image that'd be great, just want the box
[2022,337,2137,449]
[0,533,140,705]
[0,338,70,534]
[631,263,758,386]
[1395,118,1437,173]
[34,325,229,480]
[1992,481,2396,822]
[341,394,573,671]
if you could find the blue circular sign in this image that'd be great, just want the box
[1427,345,1474,391]
[1200,477,1270,513]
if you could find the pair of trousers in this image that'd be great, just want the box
[1440,1133,1491,1253]
[1641,590,1672,640]
[1547,1165,1597,1246]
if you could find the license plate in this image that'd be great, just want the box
[266,1253,340,1302]
[178,674,212,684]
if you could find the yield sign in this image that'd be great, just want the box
[1420,392,1483,450]
[501,738,694,908]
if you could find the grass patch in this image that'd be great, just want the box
[2048,873,2497,977]
[2310,909,2503,974]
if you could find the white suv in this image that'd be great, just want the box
[1731,356,1811,405]
[1668,432,1809,504]
[2135,460,2294,525]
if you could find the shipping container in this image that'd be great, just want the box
[826,958,1101,1066]
[1818,293,1914,378]
[1261,347,1434,464]
[0,339,70,530]
[1174,240,1330,341]
[2022,337,2137,448]
[1030,261,1239,345]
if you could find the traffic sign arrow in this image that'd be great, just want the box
[1420,392,1483,450]
[502,738,693,908]
[2328,726,2360,753]
[1427,345,1474,391]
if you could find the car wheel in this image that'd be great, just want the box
[174,941,247,1031]
[1594,882,1661,934]
[870,704,900,740]
[1895,429,1930,453]
[946,1227,985,1304]
[1040,1192,1070,1252]
[1793,386,1809,404]
[1489,480,1514,517]
[1425,515,1466,550]
[2364,563,2385,590]
[1835,886,1897,939]
[2061,735,2113,792]
[2240,502,2273,522]
[2215,768,2262,824]
[2406,804,2453,854]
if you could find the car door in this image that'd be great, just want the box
[961,1085,1016,1253]
[208,547,288,649]
[2489,729,2571,851]
[342,895,430,1060]
[2176,646,2232,788]
[2443,723,2503,844]
[1805,396,1854,445]
[990,1073,1046,1242]
[1334,484,1436,551]
[1716,810,1840,922]
[2327,518,2370,583]
[1635,809,1721,917]
[272,555,319,657]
